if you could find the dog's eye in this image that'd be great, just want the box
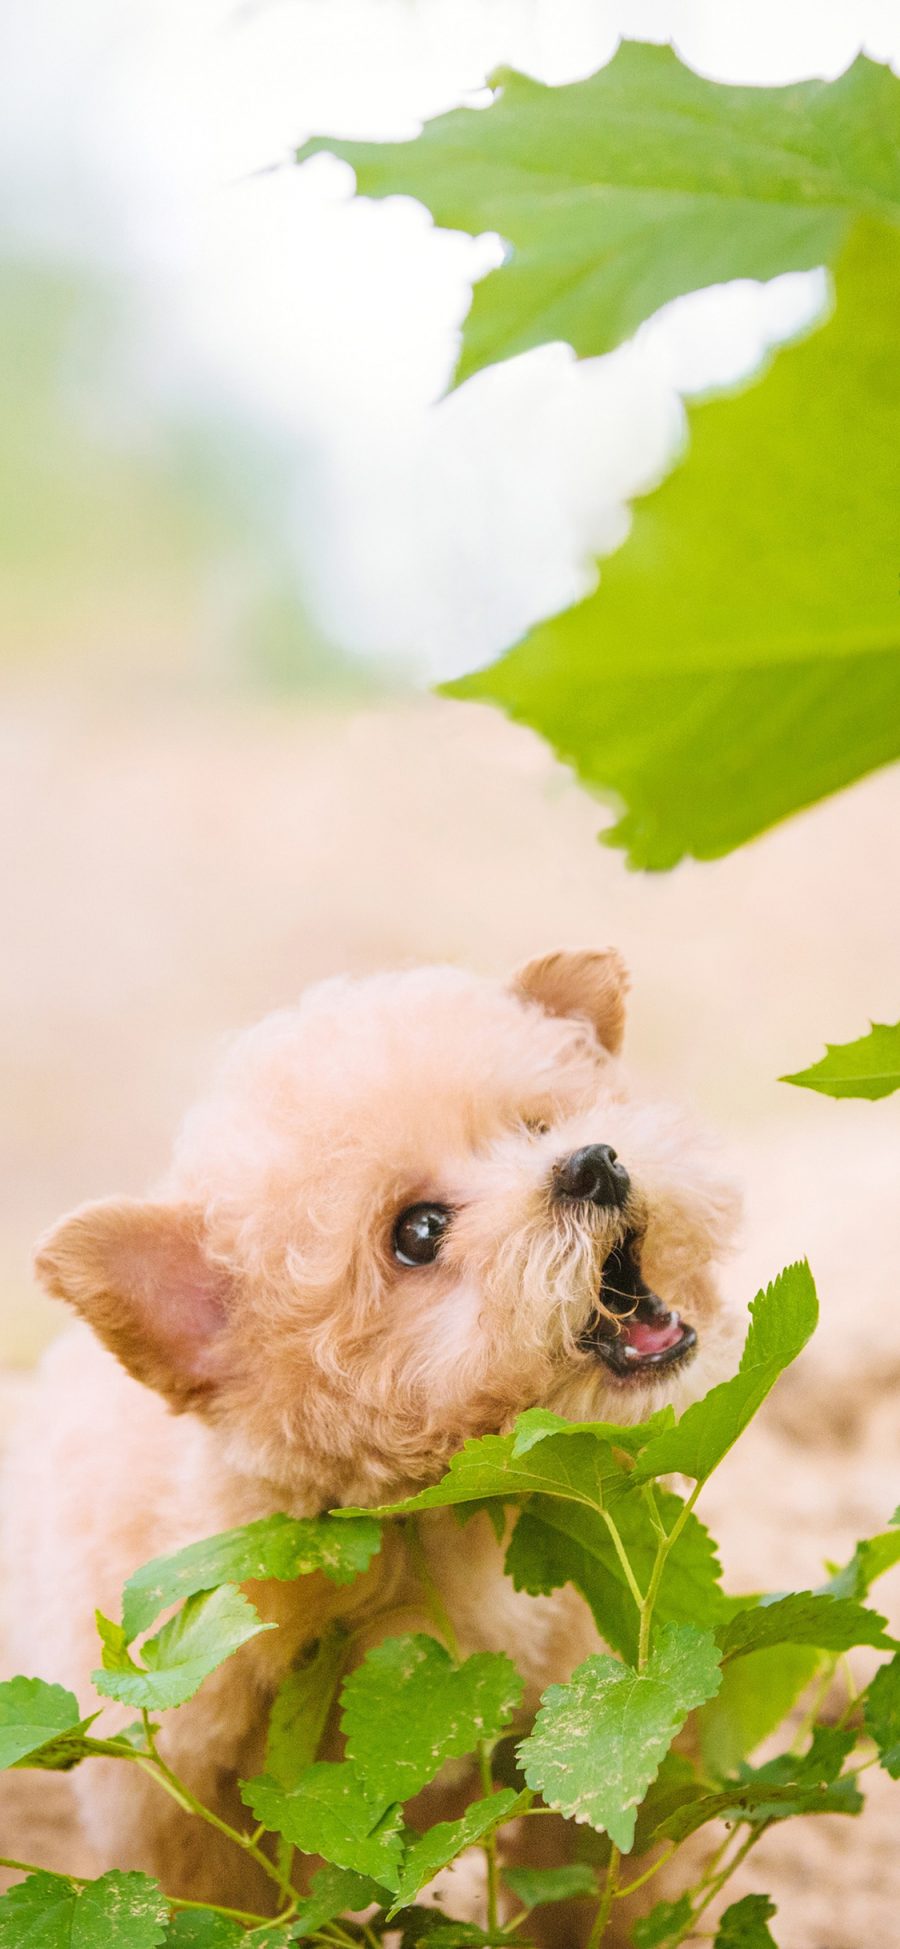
[393,1203,452,1267]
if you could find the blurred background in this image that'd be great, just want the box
[2,3,899,1937]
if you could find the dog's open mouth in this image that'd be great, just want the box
[579,1235,697,1381]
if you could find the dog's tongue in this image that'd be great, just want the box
[621,1311,685,1357]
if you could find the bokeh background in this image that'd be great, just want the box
[2,2,899,1940]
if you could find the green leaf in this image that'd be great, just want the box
[122,1513,381,1641]
[244,1930,308,1948]
[501,1864,597,1910]
[94,1586,272,1711]
[241,1762,405,1887]
[0,1870,168,1947]
[517,1624,722,1852]
[782,1019,900,1100]
[509,1405,675,1459]
[112,1720,158,1754]
[655,1727,862,1842]
[863,1653,900,1777]
[451,1499,508,1543]
[164,1919,244,1948]
[574,1753,706,1872]
[506,1486,723,1664]
[0,1677,94,1771]
[449,221,900,869]
[341,1636,522,1802]
[739,1722,860,1806]
[296,46,900,383]
[823,1522,900,1600]
[290,1864,390,1935]
[697,1644,820,1775]
[387,1791,528,1916]
[633,1894,694,1949]
[719,1591,896,1659]
[341,1410,685,1529]
[633,1265,817,1485]
[629,1752,707,1856]
[349,1427,634,1521]
[391,1912,493,1949]
[715,1894,778,1948]
[95,1612,138,1672]
[166,1920,304,1949]
[265,1625,348,1790]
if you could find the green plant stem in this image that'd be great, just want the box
[668,1824,767,1946]
[845,1751,882,1778]
[583,1479,706,1944]
[693,1828,734,1891]
[276,1833,296,1896]
[167,1892,293,1928]
[123,1732,296,1906]
[600,1510,646,1613]
[614,1842,676,1900]
[478,1742,501,1937]
[637,1483,701,1669]
[791,1656,836,1751]
[153,1768,293,1904]
[408,1515,502,1936]
[835,1655,862,1730]
[0,1857,61,1881]
[586,1844,620,1949]
[641,1482,668,1540]
[0,1860,290,1933]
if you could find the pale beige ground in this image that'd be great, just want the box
[2,682,899,1944]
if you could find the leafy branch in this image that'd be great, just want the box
[2,1263,897,1946]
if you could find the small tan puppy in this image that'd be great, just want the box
[2,952,739,1909]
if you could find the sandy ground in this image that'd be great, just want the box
[2,685,899,1943]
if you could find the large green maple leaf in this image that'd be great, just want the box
[448,220,900,866]
[296,44,900,385]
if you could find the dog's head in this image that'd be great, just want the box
[35,953,740,1505]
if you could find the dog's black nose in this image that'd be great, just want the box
[554,1144,630,1208]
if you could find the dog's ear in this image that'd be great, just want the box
[513,947,629,1054]
[34,1199,230,1411]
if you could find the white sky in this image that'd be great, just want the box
[2,0,898,675]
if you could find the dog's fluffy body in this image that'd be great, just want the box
[1,954,740,1907]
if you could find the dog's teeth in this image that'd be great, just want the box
[623,1344,639,1358]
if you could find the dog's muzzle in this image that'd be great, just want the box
[553,1143,630,1209]
[578,1233,697,1383]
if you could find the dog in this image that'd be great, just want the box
[1,950,740,1912]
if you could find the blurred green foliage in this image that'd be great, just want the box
[0,255,377,700]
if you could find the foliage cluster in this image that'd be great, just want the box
[2,1264,899,1945]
